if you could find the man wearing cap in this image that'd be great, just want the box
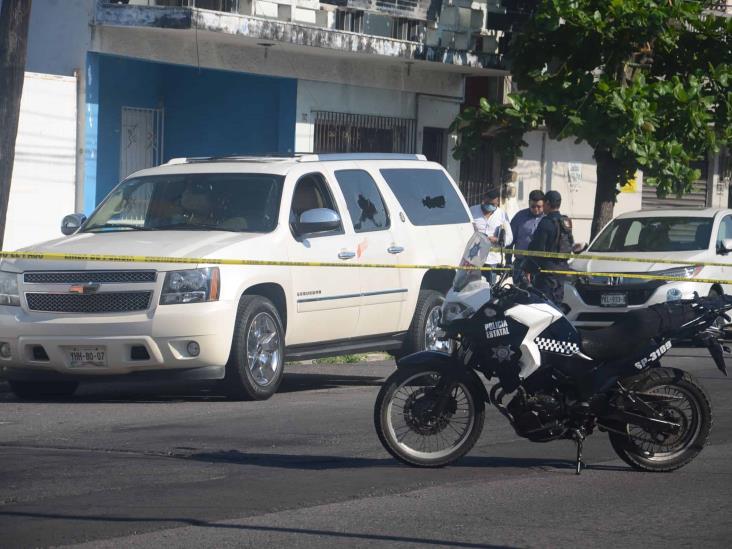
[526,190,572,306]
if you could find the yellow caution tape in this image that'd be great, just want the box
[497,246,732,269]
[1,250,731,285]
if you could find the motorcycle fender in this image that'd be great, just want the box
[396,351,489,402]
[397,351,454,369]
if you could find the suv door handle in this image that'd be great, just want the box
[338,251,356,260]
[387,246,404,254]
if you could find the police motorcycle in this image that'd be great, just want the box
[374,232,731,473]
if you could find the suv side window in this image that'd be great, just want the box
[379,168,470,226]
[290,172,343,236]
[334,169,390,233]
[717,215,732,249]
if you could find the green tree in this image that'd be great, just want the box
[0,0,33,250]
[452,0,732,238]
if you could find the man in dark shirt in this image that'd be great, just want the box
[510,189,544,283]
[526,190,570,306]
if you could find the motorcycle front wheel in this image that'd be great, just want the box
[608,367,712,472]
[374,364,485,467]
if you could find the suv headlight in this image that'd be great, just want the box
[160,267,220,305]
[655,265,702,279]
[0,270,20,306]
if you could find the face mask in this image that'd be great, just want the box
[481,203,498,214]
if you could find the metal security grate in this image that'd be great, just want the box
[26,292,153,313]
[313,111,416,154]
[24,271,157,284]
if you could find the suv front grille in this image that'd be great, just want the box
[26,292,153,313]
[575,283,662,306]
[24,271,156,284]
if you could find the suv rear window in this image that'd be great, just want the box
[379,169,470,226]
[335,170,390,233]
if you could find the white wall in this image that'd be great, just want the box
[509,130,643,243]
[4,72,77,250]
[416,94,462,180]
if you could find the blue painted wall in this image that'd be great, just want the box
[96,55,163,202]
[92,54,297,209]
[162,64,296,160]
[84,53,100,214]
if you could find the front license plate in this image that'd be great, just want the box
[66,346,107,368]
[601,293,628,307]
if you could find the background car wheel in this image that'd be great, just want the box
[223,295,285,401]
[8,380,78,400]
[397,290,452,358]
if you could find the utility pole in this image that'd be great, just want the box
[0,0,32,250]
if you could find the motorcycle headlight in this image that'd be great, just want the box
[160,267,220,305]
[0,270,20,307]
[655,265,703,279]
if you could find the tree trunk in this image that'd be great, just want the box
[591,149,621,240]
[0,0,32,250]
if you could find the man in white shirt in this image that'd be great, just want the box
[472,189,513,284]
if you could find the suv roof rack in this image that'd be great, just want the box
[297,153,427,162]
[165,153,429,165]
[166,154,295,165]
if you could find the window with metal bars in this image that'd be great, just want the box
[335,10,365,33]
[391,18,422,41]
[313,111,416,154]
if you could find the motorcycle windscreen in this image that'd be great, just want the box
[452,231,492,292]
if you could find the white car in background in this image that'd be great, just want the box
[0,153,474,400]
[564,208,732,328]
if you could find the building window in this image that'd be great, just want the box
[391,18,422,42]
[335,10,364,33]
[313,111,416,154]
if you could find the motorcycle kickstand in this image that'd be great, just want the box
[572,429,585,475]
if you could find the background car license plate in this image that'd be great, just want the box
[601,293,628,307]
[66,346,107,368]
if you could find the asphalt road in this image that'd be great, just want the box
[1,349,731,548]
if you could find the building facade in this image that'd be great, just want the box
[4,0,730,249]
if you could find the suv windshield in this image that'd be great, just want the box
[590,216,713,253]
[83,173,284,233]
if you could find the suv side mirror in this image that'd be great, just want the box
[295,208,341,235]
[572,242,588,254]
[717,238,732,255]
[61,213,87,235]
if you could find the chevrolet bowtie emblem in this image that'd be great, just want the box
[69,283,101,295]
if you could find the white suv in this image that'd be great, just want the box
[565,208,732,328]
[0,154,474,400]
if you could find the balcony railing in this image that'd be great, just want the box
[117,1,241,13]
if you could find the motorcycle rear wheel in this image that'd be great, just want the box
[608,368,711,472]
[374,364,485,467]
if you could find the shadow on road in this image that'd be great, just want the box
[279,372,383,393]
[180,449,628,473]
[0,510,514,548]
[0,372,384,403]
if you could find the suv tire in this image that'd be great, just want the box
[9,380,78,400]
[398,289,450,358]
[223,295,285,400]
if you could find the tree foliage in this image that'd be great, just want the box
[451,0,732,236]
